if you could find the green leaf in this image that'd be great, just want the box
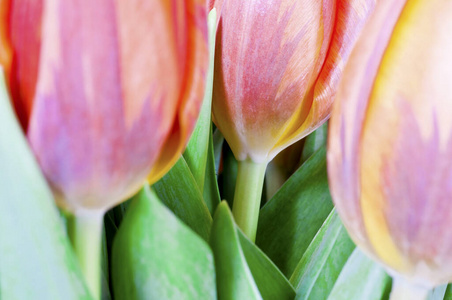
[443,284,452,299]
[238,230,296,300]
[153,156,212,241]
[203,126,221,215]
[210,202,262,300]
[256,146,334,277]
[183,8,217,192]
[212,128,224,176]
[0,70,91,299]
[327,249,391,300]
[427,284,448,300]
[101,228,112,300]
[290,211,355,300]
[301,122,328,163]
[112,186,216,300]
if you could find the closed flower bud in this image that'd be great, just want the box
[328,0,452,292]
[212,0,376,163]
[0,0,209,213]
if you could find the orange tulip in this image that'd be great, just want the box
[328,0,452,296]
[212,0,376,163]
[1,1,208,298]
[210,0,375,241]
[0,0,209,213]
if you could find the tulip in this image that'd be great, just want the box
[327,0,452,298]
[211,0,375,241]
[0,0,208,298]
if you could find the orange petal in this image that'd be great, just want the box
[328,0,407,266]
[28,0,207,212]
[272,0,376,158]
[1,0,43,130]
[148,0,209,183]
[212,0,335,162]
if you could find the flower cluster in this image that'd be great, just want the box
[1,0,451,299]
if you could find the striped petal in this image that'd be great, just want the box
[328,0,452,286]
[272,0,376,157]
[328,0,407,265]
[212,0,375,163]
[212,0,335,163]
[0,0,43,129]
[28,0,207,212]
[148,0,209,183]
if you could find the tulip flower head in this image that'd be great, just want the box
[212,0,376,163]
[0,0,209,213]
[328,0,452,292]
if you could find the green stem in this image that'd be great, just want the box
[69,209,104,300]
[389,276,430,300]
[232,160,267,242]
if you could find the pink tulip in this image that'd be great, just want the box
[328,0,452,296]
[212,0,376,163]
[0,0,209,213]
[1,1,209,298]
[209,0,376,241]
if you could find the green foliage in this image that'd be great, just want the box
[202,127,222,215]
[0,71,91,299]
[290,211,355,300]
[153,157,212,241]
[428,284,449,300]
[210,202,262,300]
[112,186,216,300]
[443,285,452,299]
[238,231,296,300]
[256,146,334,277]
[183,8,218,194]
[327,249,391,300]
[210,201,296,300]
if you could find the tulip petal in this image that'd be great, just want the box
[212,0,335,162]
[29,0,203,211]
[327,0,406,264]
[380,103,452,285]
[359,0,452,283]
[0,0,12,77]
[148,0,209,183]
[272,0,376,158]
[0,0,43,130]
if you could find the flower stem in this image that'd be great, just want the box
[390,277,430,300]
[69,209,104,300]
[232,160,267,242]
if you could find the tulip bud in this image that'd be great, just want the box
[328,0,452,294]
[210,0,376,242]
[212,0,376,163]
[0,0,208,213]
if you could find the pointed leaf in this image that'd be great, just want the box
[327,249,391,300]
[443,285,452,299]
[212,128,224,176]
[210,202,262,300]
[203,126,221,215]
[427,284,448,300]
[0,70,91,299]
[290,211,355,300]
[112,186,216,300]
[238,230,296,300]
[153,156,212,241]
[183,8,217,192]
[256,146,334,277]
